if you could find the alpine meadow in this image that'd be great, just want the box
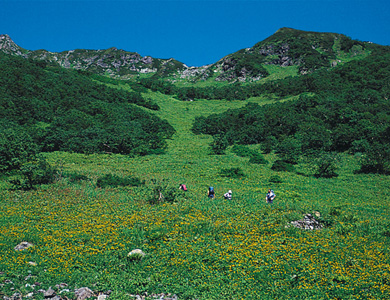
[0,28,390,299]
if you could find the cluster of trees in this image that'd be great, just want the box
[192,47,390,174]
[139,78,252,101]
[0,53,175,158]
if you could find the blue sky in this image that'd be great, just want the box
[1,0,389,66]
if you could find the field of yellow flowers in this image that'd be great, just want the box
[1,94,390,299]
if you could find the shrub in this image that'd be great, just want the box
[209,134,228,155]
[96,174,144,188]
[65,172,90,183]
[10,156,57,190]
[269,175,283,183]
[248,152,267,164]
[231,144,253,157]
[220,167,245,178]
[271,160,296,172]
[260,136,277,154]
[147,179,184,204]
[0,124,39,172]
[329,206,342,216]
[357,143,390,175]
[232,144,267,164]
[381,223,390,237]
[313,152,339,178]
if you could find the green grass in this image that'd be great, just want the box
[1,92,390,299]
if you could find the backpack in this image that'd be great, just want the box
[209,187,214,195]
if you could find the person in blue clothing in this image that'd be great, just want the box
[208,186,215,199]
[266,189,275,204]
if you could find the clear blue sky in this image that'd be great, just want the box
[1,0,389,66]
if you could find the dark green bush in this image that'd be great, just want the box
[65,172,90,183]
[357,142,390,175]
[313,153,339,178]
[220,167,245,178]
[271,160,296,172]
[381,223,390,237]
[96,174,144,188]
[209,134,228,155]
[231,144,253,157]
[232,144,267,164]
[329,206,342,216]
[269,175,283,183]
[10,156,57,190]
[248,152,267,164]
[0,123,39,172]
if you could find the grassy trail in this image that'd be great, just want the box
[149,93,245,158]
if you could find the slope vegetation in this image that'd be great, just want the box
[0,53,175,157]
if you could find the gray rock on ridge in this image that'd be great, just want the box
[289,214,324,230]
[0,34,27,57]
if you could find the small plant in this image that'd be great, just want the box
[269,175,282,183]
[329,206,342,216]
[220,167,245,178]
[127,249,146,262]
[65,172,90,183]
[96,173,144,188]
[381,223,390,237]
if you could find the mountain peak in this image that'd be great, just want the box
[0,34,26,56]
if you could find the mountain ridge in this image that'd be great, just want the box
[0,28,381,82]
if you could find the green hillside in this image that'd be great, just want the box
[0,29,390,299]
[0,53,174,159]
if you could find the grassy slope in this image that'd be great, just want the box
[0,90,390,299]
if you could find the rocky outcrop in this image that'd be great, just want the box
[257,43,295,66]
[14,241,33,251]
[288,213,324,230]
[0,34,28,57]
[27,48,159,77]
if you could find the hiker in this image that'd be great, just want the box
[224,190,232,200]
[208,186,215,199]
[179,184,187,191]
[266,189,275,204]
